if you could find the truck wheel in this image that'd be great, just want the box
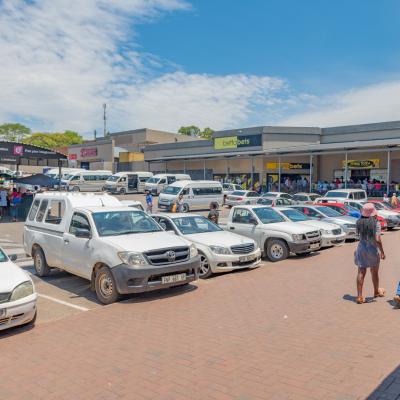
[72,186,80,192]
[33,247,51,277]
[266,239,289,262]
[119,188,126,195]
[199,253,212,279]
[95,266,120,305]
[182,203,190,213]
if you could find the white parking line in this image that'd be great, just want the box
[37,293,90,312]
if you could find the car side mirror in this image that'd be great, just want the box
[249,217,258,225]
[9,254,17,262]
[75,228,91,239]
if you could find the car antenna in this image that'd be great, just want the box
[100,197,105,207]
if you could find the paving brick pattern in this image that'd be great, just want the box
[2,230,400,400]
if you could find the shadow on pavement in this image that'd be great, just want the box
[0,320,35,339]
[367,364,400,399]
[342,294,376,304]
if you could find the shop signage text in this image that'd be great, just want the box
[342,159,380,169]
[214,134,261,150]
[69,154,77,160]
[80,148,98,158]
[266,162,311,170]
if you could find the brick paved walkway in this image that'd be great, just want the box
[2,231,400,400]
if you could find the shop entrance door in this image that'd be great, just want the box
[351,169,370,182]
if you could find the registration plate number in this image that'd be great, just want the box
[239,255,255,262]
[161,273,186,284]
[0,308,6,318]
[310,243,320,250]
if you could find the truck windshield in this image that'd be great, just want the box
[162,186,181,195]
[280,209,309,222]
[107,176,120,182]
[325,191,348,198]
[147,177,160,184]
[253,207,285,224]
[0,249,8,262]
[173,216,222,235]
[92,210,162,236]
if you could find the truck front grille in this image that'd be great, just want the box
[306,231,320,240]
[144,247,189,266]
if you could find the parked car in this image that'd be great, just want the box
[292,193,321,204]
[145,174,191,195]
[0,249,37,331]
[319,189,367,201]
[262,192,294,201]
[362,200,400,229]
[158,180,223,212]
[223,205,321,262]
[257,196,293,206]
[223,183,243,196]
[225,190,260,207]
[24,193,200,304]
[151,213,261,278]
[289,205,358,240]
[274,207,346,247]
[319,202,361,218]
[104,172,153,194]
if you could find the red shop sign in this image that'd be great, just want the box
[69,154,77,160]
[80,148,97,158]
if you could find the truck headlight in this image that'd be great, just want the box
[118,251,147,267]
[322,229,333,235]
[9,281,34,301]
[189,244,198,258]
[209,245,231,255]
[292,234,305,241]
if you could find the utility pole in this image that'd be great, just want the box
[94,129,97,140]
[103,103,107,137]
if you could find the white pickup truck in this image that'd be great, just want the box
[23,193,200,304]
[223,205,322,262]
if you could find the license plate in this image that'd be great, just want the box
[239,255,255,262]
[161,273,186,284]
[0,308,6,318]
[310,243,320,250]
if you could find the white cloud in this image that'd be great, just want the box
[0,0,289,135]
[281,80,400,127]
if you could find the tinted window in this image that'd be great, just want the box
[162,186,181,195]
[45,200,66,225]
[264,192,278,198]
[257,198,273,205]
[231,191,246,196]
[280,209,309,222]
[28,199,40,221]
[69,213,91,235]
[232,208,255,224]
[328,206,346,215]
[36,200,49,222]
[247,192,260,197]
[167,177,176,184]
[325,191,347,198]
[253,207,285,224]
[354,191,367,200]
[293,195,308,202]
[316,206,342,217]
[296,207,320,218]
[193,186,222,196]
[0,249,8,262]
[173,216,222,234]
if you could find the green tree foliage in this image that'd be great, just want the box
[23,130,83,149]
[178,126,214,139]
[0,123,31,142]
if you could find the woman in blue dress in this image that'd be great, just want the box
[354,203,386,304]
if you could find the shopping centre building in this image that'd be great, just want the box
[143,120,400,192]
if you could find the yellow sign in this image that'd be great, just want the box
[266,162,310,170]
[214,136,238,150]
[342,159,380,169]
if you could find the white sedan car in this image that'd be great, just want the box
[225,190,260,207]
[152,213,261,278]
[0,249,37,331]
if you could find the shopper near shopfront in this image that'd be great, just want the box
[354,203,386,304]
[207,202,219,225]
[383,193,389,203]
[9,188,22,222]
[391,193,398,207]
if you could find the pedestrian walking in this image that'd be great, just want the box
[383,193,389,203]
[145,190,153,213]
[207,202,219,224]
[176,193,184,213]
[391,193,398,207]
[354,203,386,304]
[9,188,22,222]
[0,187,8,219]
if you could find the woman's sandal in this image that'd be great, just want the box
[356,296,365,304]
[374,288,386,298]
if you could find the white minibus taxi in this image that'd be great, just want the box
[145,174,191,195]
[105,171,153,194]
[45,168,86,181]
[158,180,223,212]
[65,170,113,192]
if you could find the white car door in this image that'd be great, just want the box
[228,208,260,244]
[62,212,93,279]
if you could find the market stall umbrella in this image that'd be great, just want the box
[15,173,58,187]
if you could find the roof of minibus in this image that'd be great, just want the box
[168,180,221,187]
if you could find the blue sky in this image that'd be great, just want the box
[138,0,400,93]
[0,0,400,135]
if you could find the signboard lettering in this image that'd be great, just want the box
[69,154,77,160]
[342,159,380,169]
[214,134,261,150]
[266,162,311,170]
[80,148,98,158]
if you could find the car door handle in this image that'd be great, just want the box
[229,227,235,230]
[64,239,69,244]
